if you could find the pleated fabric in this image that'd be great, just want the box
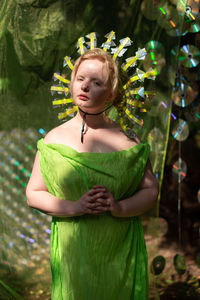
[37,138,150,300]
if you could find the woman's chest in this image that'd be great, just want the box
[49,152,140,201]
[55,127,134,153]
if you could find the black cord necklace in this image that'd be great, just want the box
[78,104,113,143]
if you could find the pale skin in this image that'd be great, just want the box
[26,58,159,217]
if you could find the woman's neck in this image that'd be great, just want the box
[74,108,110,130]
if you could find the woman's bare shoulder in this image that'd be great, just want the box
[107,119,140,140]
[107,123,141,150]
[123,128,141,145]
[43,119,74,144]
[112,122,141,142]
[121,131,141,149]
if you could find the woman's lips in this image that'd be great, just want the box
[78,94,89,100]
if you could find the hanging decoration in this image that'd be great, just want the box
[151,255,166,275]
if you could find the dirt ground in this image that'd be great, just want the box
[146,233,200,300]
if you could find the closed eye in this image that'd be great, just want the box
[77,76,84,81]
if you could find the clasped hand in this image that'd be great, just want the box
[75,185,121,216]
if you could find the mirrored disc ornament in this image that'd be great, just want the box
[151,256,166,275]
[148,92,169,117]
[147,217,168,237]
[178,45,200,68]
[172,158,187,182]
[171,118,189,141]
[145,41,165,56]
[157,4,180,31]
[143,52,166,74]
[172,83,195,107]
[174,254,186,275]
[166,26,182,37]
[148,128,165,173]
[164,4,185,37]
[148,127,164,154]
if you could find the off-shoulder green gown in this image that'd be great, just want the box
[37,138,150,300]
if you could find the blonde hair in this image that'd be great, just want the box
[70,48,118,99]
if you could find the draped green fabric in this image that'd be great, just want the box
[37,138,150,300]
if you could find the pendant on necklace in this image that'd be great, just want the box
[81,113,87,143]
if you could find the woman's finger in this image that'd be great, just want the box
[94,206,109,212]
[87,202,102,208]
[95,198,109,206]
[87,189,98,196]
[91,192,106,200]
[91,207,109,214]
[92,185,107,190]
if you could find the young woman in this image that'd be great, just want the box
[26,48,159,300]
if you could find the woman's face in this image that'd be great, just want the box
[72,58,112,113]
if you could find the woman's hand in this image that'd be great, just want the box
[92,185,122,217]
[74,186,110,216]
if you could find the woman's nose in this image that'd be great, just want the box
[81,81,89,91]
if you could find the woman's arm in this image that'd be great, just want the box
[114,160,159,217]
[93,160,159,218]
[26,151,77,216]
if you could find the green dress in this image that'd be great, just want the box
[37,138,150,300]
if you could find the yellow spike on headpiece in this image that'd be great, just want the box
[112,37,132,60]
[58,106,78,120]
[77,37,86,55]
[122,48,147,71]
[125,89,156,98]
[125,99,146,108]
[103,31,115,52]
[52,98,74,106]
[123,69,157,90]
[122,56,138,71]
[123,107,143,126]
[51,86,69,94]
[90,32,96,50]
[63,56,74,70]
[53,73,70,85]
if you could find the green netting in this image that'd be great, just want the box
[0,0,187,299]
